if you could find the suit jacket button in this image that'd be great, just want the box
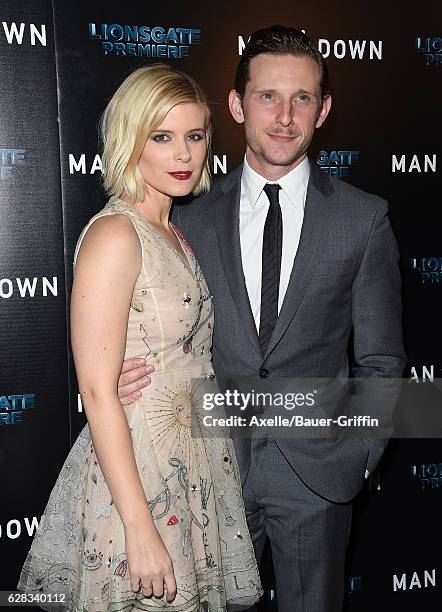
[259,368,269,379]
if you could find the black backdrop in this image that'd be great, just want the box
[1,1,442,610]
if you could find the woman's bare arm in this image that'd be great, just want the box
[71,214,176,600]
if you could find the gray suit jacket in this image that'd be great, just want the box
[172,161,406,503]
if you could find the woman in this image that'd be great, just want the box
[17,65,262,611]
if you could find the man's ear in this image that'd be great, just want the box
[228,89,245,124]
[316,94,332,129]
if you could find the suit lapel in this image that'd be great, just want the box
[213,166,262,357]
[264,162,335,359]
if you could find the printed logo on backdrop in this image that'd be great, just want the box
[411,462,442,491]
[265,589,276,604]
[0,394,36,425]
[0,21,46,46]
[318,38,382,60]
[316,150,359,178]
[238,35,382,60]
[416,36,442,66]
[0,277,58,298]
[0,516,39,539]
[393,569,436,591]
[410,258,442,284]
[392,154,437,173]
[89,23,201,58]
[68,154,228,176]
[409,364,435,383]
[348,576,362,597]
[0,149,25,180]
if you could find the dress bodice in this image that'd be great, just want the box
[74,197,214,374]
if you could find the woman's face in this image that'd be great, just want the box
[138,102,208,200]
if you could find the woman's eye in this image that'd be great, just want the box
[152,134,170,142]
[187,133,204,141]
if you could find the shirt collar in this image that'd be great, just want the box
[242,155,310,209]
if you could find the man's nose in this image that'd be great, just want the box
[275,100,294,127]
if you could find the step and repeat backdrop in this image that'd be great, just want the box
[1,1,441,610]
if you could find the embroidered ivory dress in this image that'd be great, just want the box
[17,197,262,611]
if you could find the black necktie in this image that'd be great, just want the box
[259,183,282,354]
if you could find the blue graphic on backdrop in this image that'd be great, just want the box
[89,23,201,57]
[0,394,36,425]
[411,463,442,490]
[348,576,362,595]
[316,150,359,178]
[410,257,442,284]
[0,149,25,179]
[416,36,442,66]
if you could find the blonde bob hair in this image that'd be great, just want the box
[100,64,211,203]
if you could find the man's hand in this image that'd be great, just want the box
[118,358,154,405]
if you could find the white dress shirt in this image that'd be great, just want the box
[239,156,310,330]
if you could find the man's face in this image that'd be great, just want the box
[229,53,331,180]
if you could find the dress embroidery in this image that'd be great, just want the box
[17,197,262,612]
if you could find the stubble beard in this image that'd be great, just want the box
[260,146,307,168]
[245,126,308,170]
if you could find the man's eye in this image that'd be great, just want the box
[152,134,170,142]
[261,92,273,100]
[295,94,311,104]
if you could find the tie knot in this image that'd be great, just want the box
[263,183,281,206]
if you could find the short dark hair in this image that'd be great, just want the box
[234,25,329,100]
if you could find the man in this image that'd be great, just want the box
[119,26,405,611]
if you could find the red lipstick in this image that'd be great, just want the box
[168,171,193,180]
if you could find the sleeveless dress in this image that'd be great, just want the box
[17,197,262,612]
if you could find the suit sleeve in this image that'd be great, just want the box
[351,200,406,473]
[352,199,406,378]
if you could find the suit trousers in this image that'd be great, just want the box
[242,433,352,612]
